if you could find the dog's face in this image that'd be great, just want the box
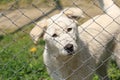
[30,7,84,44]
[44,17,79,56]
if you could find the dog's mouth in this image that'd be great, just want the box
[64,44,75,55]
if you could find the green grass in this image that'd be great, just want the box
[108,60,120,80]
[0,24,120,80]
[0,0,14,4]
[0,24,51,80]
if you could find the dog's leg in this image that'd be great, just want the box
[114,45,120,68]
[96,61,109,80]
[96,37,116,80]
[114,34,120,69]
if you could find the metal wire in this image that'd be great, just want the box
[0,0,120,80]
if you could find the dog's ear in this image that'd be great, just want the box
[62,7,85,20]
[30,19,47,44]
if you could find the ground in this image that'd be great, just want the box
[0,0,103,35]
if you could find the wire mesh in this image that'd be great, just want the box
[0,0,120,80]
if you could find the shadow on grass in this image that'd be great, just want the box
[39,39,45,46]
[0,35,4,41]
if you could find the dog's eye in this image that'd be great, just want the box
[67,28,72,32]
[71,16,78,19]
[52,33,58,37]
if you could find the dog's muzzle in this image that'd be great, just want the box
[64,44,74,55]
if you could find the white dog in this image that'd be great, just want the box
[30,2,120,79]
[41,14,95,80]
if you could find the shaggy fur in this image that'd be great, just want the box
[78,0,120,79]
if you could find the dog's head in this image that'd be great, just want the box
[30,7,84,44]
[30,7,84,55]
[43,16,79,56]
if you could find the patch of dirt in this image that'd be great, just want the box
[0,7,58,35]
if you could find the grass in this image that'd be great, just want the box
[0,24,51,80]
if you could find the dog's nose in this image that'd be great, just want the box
[64,44,74,54]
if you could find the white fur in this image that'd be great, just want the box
[61,7,85,19]
[29,19,47,44]
[78,0,120,79]
[30,7,84,44]
[79,0,120,58]
[43,15,95,80]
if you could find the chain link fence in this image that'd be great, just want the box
[0,0,120,80]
